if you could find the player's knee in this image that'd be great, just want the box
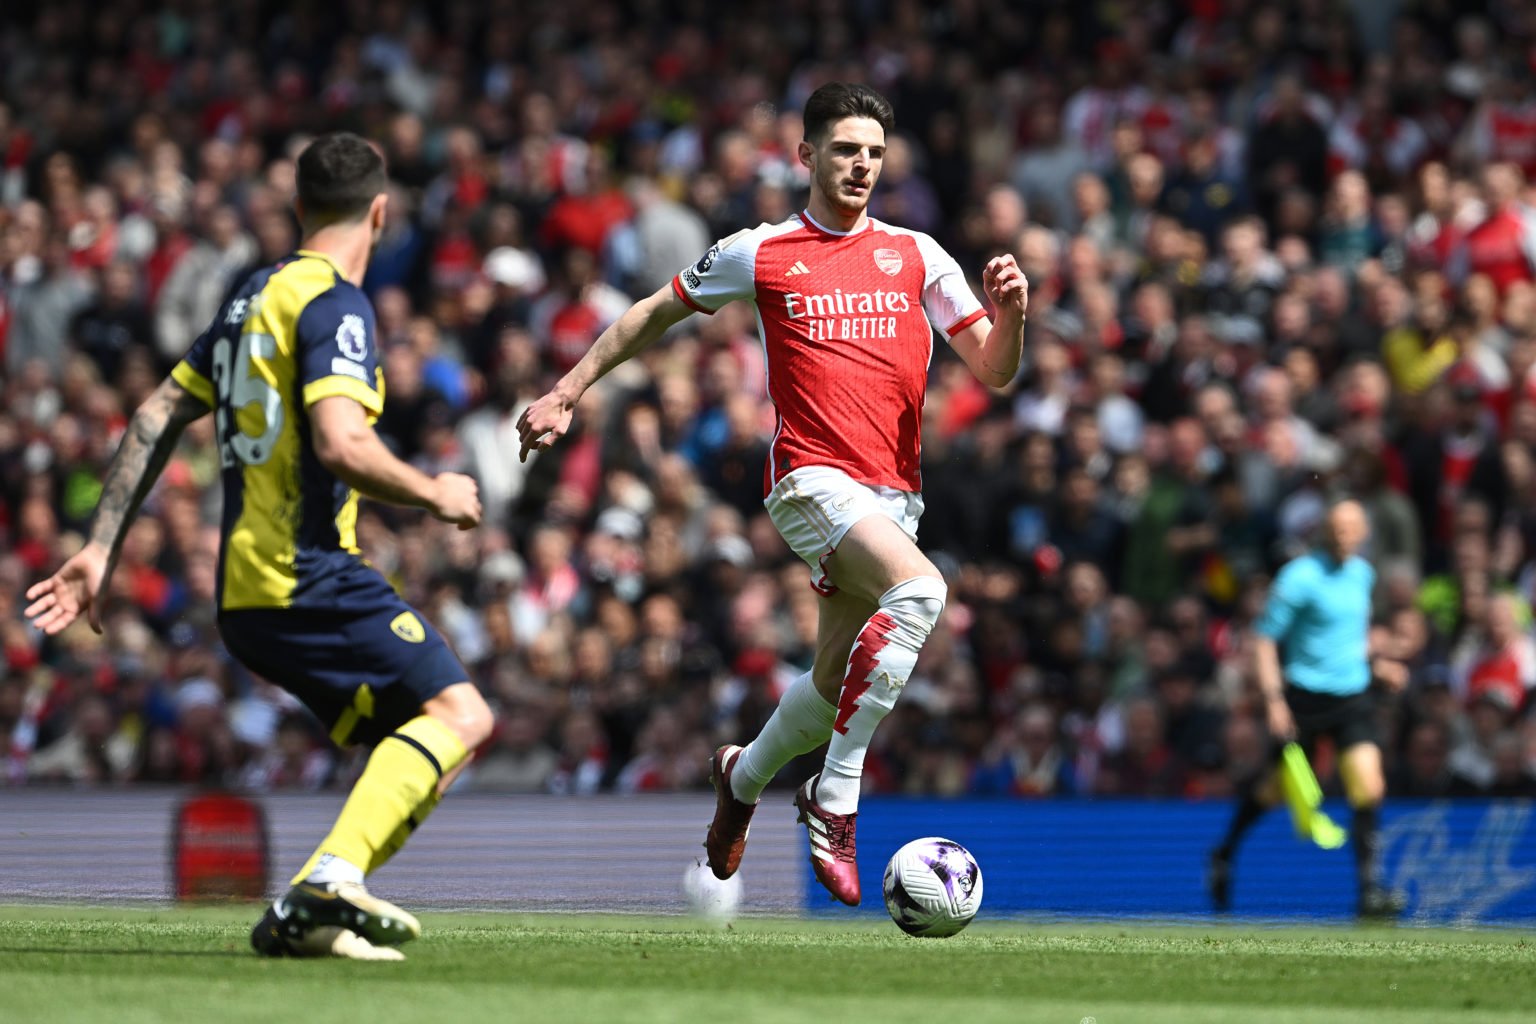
[426,685,495,749]
[459,699,496,749]
[878,575,946,640]
[1349,774,1385,808]
[1341,745,1385,806]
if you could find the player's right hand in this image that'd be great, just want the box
[1265,695,1296,741]
[429,472,482,530]
[516,390,576,463]
[24,541,110,636]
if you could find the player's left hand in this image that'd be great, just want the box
[983,254,1029,320]
[24,541,110,636]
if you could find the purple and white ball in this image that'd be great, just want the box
[882,837,983,937]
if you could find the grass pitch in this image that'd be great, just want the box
[1,906,1531,1024]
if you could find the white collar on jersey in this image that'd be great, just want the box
[800,209,872,236]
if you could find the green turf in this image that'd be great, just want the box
[1,906,1532,1024]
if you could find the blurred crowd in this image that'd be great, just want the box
[3,0,1536,801]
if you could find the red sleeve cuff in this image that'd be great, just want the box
[671,275,715,315]
[945,308,987,337]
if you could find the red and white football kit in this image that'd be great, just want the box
[690,212,996,894]
[671,209,984,593]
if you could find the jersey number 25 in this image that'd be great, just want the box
[211,333,284,468]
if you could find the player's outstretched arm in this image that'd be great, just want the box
[949,254,1029,389]
[25,377,209,635]
[310,396,481,529]
[517,284,695,462]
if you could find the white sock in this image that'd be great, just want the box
[818,576,945,814]
[731,672,835,804]
[304,852,365,887]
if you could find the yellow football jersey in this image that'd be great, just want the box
[172,250,386,610]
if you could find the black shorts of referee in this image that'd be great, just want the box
[1284,684,1378,757]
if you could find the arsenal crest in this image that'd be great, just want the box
[873,248,903,276]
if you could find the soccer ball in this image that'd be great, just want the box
[882,837,983,937]
[681,858,741,924]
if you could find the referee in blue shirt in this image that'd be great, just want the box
[1209,500,1407,918]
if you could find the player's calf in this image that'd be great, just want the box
[817,575,946,813]
[796,576,944,905]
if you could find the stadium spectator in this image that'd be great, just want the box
[1096,697,1182,797]
[1163,132,1248,247]
[1392,718,1466,797]
[1010,104,1089,231]
[969,703,1074,797]
[72,260,155,384]
[1248,73,1331,230]
[1451,591,1536,712]
[473,707,559,793]
[1451,162,1536,295]
[153,204,254,365]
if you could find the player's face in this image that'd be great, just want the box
[804,117,886,215]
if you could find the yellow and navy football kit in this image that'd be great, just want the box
[172,250,466,746]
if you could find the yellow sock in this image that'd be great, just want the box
[290,791,444,882]
[291,716,467,886]
[367,790,443,875]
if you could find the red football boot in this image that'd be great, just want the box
[794,775,860,906]
[704,744,757,880]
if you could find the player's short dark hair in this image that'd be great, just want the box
[802,83,894,144]
[295,132,387,225]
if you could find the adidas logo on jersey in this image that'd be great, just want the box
[785,261,811,276]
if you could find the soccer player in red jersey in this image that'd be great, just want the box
[518,83,1028,905]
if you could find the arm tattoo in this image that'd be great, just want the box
[88,381,209,557]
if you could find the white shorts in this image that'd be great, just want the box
[764,465,924,596]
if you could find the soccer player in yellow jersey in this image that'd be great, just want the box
[25,133,492,960]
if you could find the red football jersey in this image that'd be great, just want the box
[671,210,985,493]
[1488,104,1536,179]
[1462,206,1536,296]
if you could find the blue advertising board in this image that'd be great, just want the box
[804,799,1536,925]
